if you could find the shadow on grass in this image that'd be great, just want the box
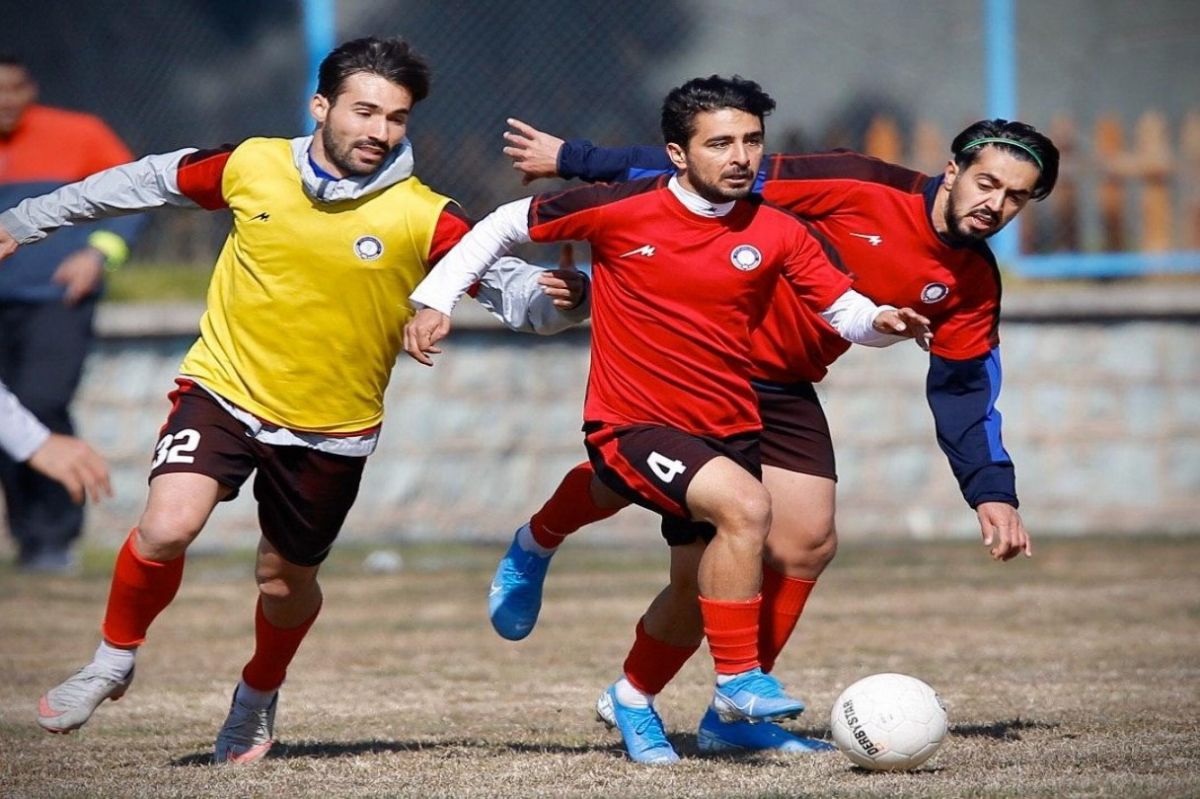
[950,718,1058,740]
[172,723,853,767]
[172,737,631,766]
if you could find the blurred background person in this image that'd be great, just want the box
[0,54,141,573]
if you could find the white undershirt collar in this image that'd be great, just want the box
[668,175,736,218]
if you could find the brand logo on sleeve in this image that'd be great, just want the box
[850,232,883,246]
[354,235,384,261]
[619,245,656,258]
[920,282,950,303]
[730,244,762,271]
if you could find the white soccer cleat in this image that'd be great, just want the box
[214,689,278,764]
[37,663,134,734]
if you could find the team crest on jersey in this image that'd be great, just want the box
[354,235,384,261]
[730,244,762,271]
[920,282,950,303]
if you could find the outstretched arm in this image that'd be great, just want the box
[504,118,673,184]
[821,291,933,349]
[406,198,535,364]
[0,147,229,257]
[927,350,1031,560]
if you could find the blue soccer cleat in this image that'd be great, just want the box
[488,524,553,641]
[596,683,680,765]
[711,668,806,723]
[696,707,835,754]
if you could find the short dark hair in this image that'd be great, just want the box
[316,37,431,104]
[951,119,1060,201]
[0,54,28,70]
[661,75,776,147]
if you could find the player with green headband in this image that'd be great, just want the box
[941,119,1057,241]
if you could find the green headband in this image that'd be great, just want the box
[960,137,1043,170]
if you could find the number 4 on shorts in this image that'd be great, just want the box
[647,451,686,484]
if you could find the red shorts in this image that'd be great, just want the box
[754,380,837,481]
[584,422,761,546]
[149,380,365,566]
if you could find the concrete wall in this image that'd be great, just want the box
[58,284,1200,553]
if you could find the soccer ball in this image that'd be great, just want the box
[830,673,948,770]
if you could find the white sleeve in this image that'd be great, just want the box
[410,197,534,315]
[820,289,906,347]
[473,256,591,335]
[0,149,202,244]
[0,381,51,462]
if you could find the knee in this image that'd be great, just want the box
[135,509,205,561]
[714,486,772,541]
[255,567,318,603]
[767,520,838,577]
[817,525,838,566]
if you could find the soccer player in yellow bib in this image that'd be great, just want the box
[0,37,588,763]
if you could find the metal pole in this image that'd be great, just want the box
[984,0,1020,264]
[301,0,336,133]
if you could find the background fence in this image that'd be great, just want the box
[4,0,1199,274]
[1,2,1198,548]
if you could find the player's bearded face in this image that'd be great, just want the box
[673,108,765,204]
[942,147,1040,243]
[313,72,413,177]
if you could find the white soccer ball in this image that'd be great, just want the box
[830,673,948,771]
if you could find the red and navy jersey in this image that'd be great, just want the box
[527,176,852,438]
[556,142,1017,508]
[751,151,1000,382]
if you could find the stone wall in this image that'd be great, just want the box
[60,284,1200,553]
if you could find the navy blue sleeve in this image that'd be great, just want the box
[557,140,674,183]
[926,348,1018,509]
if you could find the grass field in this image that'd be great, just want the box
[1,534,1197,798]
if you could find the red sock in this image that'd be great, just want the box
[529,462,619,550]
[622,618,700,695]
[759,565,816,674]
[699,594,762,675]
[101,529,185,648]
[240,596,321,692]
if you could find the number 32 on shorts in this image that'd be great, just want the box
[153,428,201,467]
[647,451,686,484]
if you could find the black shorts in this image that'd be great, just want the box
[584,422,761,547]
[754,380,837,481]
[149,380,365,566]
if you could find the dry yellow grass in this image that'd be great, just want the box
[1,534,1197,798]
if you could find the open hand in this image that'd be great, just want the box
[503,118,565,185]
[27,433,112,504]
[873,307,933,351]
[976,501,1032,560]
